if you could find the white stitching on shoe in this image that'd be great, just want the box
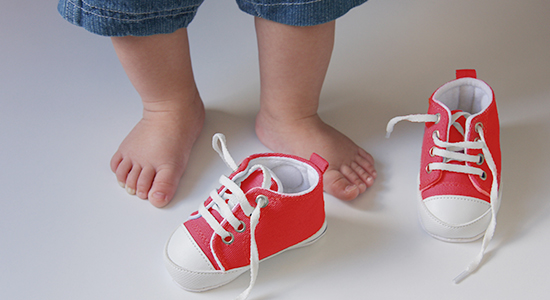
[184,224,216,269]
[422,196,491,228]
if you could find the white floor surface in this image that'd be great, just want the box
[2,1,550,299]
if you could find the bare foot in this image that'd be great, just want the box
[256,112,376,201]
[110,96,204,207]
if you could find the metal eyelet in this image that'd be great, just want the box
[432,130,440,140]
[475,122,484,133]
[255,195,269,208]
[425,164,432,174]
[429,147,436,157]
[480,171,487,180]
[222,232,234,245]
[477,153,485,165]
[235,220,246,233]
[434,113,441,124]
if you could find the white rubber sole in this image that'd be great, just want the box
[164,220,328,292]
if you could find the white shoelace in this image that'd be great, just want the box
[386,113,500,283]
[202,134,271,299]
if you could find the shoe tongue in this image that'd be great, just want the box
[449,109,468,143]
[446,110,472,165]
[240,167,282,193]
[224,166,282,210]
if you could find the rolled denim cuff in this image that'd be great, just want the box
[57,0,368,37]
[57,0,204,36]
[236,0,368,26]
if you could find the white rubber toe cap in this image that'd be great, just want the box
[164,225,248,292]
[165,225,216,272]
[164,225,224,292]
[418,195,492,242]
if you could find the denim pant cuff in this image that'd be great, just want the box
[57,0,367,37]
[237,0,368,27]
[57,0,203,36]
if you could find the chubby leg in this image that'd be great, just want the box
[110,28,204,207]
[254,18,376,201]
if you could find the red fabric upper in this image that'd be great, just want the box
[184,153,327,271]
[419,70,501,203]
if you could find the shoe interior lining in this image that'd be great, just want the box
[434,78,493,115]
[249,157,319,195]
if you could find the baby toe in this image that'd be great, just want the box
[350,161,375,188]
[114,158,133,188]
[342,164,368,193]
[136,167,155,199]
[148,167,181,208]
[323,169,360,201]
[356,151,377,179]
[125,164,142,196]
[110,151,123,173]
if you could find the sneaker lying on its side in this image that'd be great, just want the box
[386,69,502,283]
[164,133,328,299]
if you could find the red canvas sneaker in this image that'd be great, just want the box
[164,133,328,299]
[386,70,502,282]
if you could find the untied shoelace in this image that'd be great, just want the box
[200,133,271,299]
[386,112,500,283]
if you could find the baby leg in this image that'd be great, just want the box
[110,28,204,207]
[254,18,376,201]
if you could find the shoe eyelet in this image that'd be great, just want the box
[429,147,436,157]
[256,195,269,208]
[432,130,440,140]
[236,220,246,233]
[222,232,234,245]
[434,113,441,124]
[477,153,485,165]
[480,171,487,180]
[425,164,432,174]
[475,122,484,133]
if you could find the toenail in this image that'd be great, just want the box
[345,185,358,193]
[118,181,126,188]
[151,192,168,202]
[137,191,147,199]
[126,187,136,195]
[358,183,367,191]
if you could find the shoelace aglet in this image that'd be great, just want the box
[453,270,470,284]
[212,133,239,171]
[453,258,481,284]
[453,216,496,284]
[385,122,396,138]
[385,118,398,138]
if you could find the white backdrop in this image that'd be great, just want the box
[1,1,550,299]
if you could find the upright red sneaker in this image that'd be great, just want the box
[164,133,328,299]
[386,70,501,282]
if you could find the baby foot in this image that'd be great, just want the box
[256,113,376,201]
[110,97,204,207]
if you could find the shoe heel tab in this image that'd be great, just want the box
[309,153,329,173]
[456,69,477,79]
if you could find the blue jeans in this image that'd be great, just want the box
[58,0,368,36]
